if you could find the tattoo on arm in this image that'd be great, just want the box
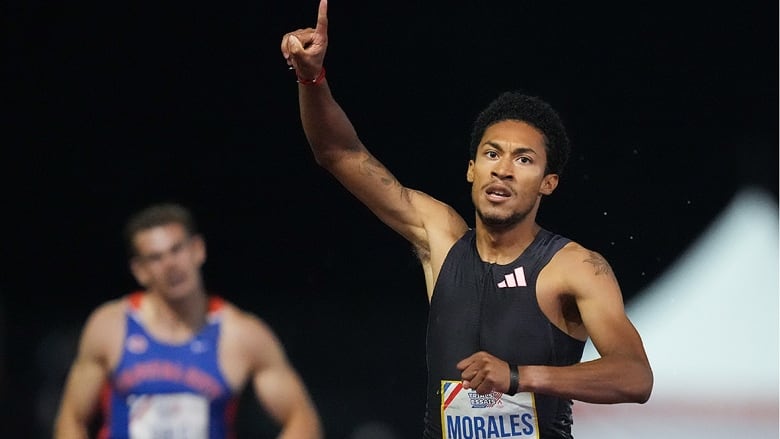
[583,251,613,276]
[359,155,395,186]
[359,154,412,203]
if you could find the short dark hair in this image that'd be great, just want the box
[124,203,198,257]
[469,92,570,176]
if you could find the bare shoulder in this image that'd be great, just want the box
[553,241,616,279]
[219,302,281,349]
[543,241,622,304]
[217,301,292,379]
[83,299,126,336]
[78,298,127,361]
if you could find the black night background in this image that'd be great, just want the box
[3,1,777,437]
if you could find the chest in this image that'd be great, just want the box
[429,250,578,364]
[110,319,234,400]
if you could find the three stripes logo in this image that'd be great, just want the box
[497,266,527,288]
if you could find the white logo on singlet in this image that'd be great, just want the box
[497,266,527,288]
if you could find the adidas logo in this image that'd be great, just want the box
[497,266,527,288]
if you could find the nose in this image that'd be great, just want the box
[491,157,514,180]
[160,249,181,270]
[160,254,176,272]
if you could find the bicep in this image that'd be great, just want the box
[57,354,108,420]
[570,250,646,358]
[326,148,461,247]
[56,302,122,430]
[240,317,315,425]
[253,363,312,424]
[56,330,111,434]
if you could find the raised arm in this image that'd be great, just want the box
[280,0,467,263]
[54,303,123,439]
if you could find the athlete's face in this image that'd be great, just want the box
[129,223,206,300]
[467,120,559,229]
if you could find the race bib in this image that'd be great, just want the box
[128,392,209,439]
[441,380,539,439]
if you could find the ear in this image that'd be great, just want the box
[191,235,207,265]
[466,160,475,183]
[540,173,559,196]
[129,257,148,287]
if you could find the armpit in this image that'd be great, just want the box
[560,294,583,325]
[412,243,430,262]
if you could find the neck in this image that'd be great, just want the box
[144,290,208,339]
[475,219,541,265]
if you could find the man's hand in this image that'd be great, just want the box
[281,0,329,82]
[457,351,512,395]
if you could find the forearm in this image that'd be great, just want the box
[520,355,653,404]
[54,365,103,439]
[53,414,90,439]
[298,79,363,167]
[277,405,323,439]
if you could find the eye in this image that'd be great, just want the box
[143,253,163,263]
[171,241,186,254]
[485,150,499,159]
[516,156,532,164]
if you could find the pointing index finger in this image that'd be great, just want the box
[315,0,328,36]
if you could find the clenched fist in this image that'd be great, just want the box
[281,0,329,83]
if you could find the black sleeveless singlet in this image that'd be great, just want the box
[423,228,585,439]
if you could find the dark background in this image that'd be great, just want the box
[3,1,777,437]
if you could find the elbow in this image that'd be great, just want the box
[613,380,652,405]
[311,150,330,168]
[609,362,653,404]
[311,147,341,170]
[638,377,654,404]
[629,368,654,404]
[309,138,363,169]
[630,385,652,404]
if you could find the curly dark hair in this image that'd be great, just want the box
[469,92,570,176]
[123,203,198,257]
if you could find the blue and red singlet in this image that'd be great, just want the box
[99,292,238,439]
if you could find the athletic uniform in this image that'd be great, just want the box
[424,229,585,439]
[99,292,238,439]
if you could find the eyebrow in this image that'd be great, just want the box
[482,141,538,155]
[137,237,190,259]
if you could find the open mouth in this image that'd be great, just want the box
[485,185,512,201]
[166,271,187,287]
